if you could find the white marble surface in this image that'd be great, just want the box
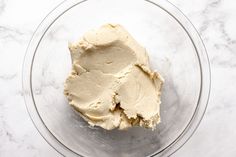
[0,0,236,156]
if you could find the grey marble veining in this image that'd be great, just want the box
[0,0,236,156]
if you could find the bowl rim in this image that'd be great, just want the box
[22,0,211,156]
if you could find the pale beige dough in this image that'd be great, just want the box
[64,24,164,130]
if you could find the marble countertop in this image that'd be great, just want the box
[0,0,236,156]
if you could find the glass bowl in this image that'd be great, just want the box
[22,0,211,156]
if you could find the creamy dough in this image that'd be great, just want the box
[64,24,164,130]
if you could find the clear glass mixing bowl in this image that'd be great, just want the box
[22,0,211,156]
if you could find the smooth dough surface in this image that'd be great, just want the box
[64,24,164,130]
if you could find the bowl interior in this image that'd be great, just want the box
[31,0,201,156]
